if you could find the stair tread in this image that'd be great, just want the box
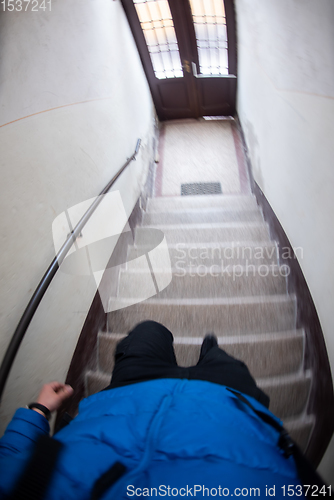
[86,367,310,384]
[109,294,295,305]
[139,221,269,230]
[117,266,288,299]
[261,372,311,419]
[135,223,271,245]
[149,194,256,202]
[87,367,310,384]
[130,241,277,249]
[284,414,315,427]
[107,295,296,336]
[98,329,304,379]
[143,209,263,225]
[147,195,258,212]
[128,242,279,268]
[283,415,315,452]
[257,369,311,386]
[99,329,304,343]
[121,265,284,273]
[145,207,262,215]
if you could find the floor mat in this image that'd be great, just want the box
[181,182,222,196]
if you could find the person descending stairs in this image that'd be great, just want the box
[86,192,314,452]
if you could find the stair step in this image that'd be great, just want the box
[107,295,296,336]
[143,208,263,226]
[127,242,279,268]
[84,369,311,420]
[135,222,271,245]
[147,194,258,212]
[174,332,304,377]
[117,267,287,299]
[98,330,304,378]
[284,415,314,452]
[85,370,110,397]
[98,333,127,374]
[258,371,311,419]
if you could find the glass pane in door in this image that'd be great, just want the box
[189,0,229,75]
[133,0,183,79]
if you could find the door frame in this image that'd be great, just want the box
[120,0,237,120]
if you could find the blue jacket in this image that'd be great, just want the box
[0,379,302,499]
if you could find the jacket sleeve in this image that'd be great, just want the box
[0,407,50,458]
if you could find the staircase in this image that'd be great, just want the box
[85,193,314,451]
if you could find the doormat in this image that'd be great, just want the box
[181,182,222,196]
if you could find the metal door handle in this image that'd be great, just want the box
[182,60,191,73]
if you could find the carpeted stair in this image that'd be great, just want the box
[85,194,314,451]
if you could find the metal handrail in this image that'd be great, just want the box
[0,139,141,401]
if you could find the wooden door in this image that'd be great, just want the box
[121,0,237,120]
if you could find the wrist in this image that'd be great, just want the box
[31,407,48,418]
[27,402,51,420]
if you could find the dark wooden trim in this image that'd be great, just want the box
[224,0,238,76]
[235,116,334,466]
[56,288,106,422]
[55,223,136,426]
[230,120,250,194]
[168,0,200,118]
[182,0,200,71]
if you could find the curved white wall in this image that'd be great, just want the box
[235,0,334,483]
[0,0,156,433]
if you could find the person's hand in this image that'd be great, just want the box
[35,381,74,413]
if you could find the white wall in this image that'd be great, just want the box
[0,0,156,433]
[235,0,334,483]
